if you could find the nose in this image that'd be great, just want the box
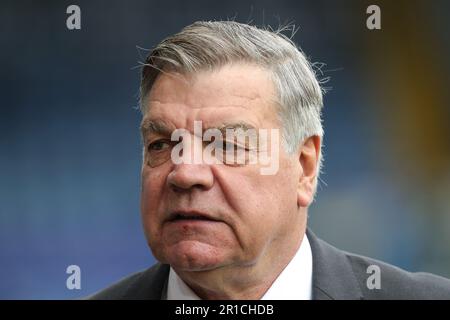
[167,163,214,192]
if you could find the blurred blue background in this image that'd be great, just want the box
[1,0,449,299]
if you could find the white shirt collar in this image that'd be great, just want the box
[166,234,313,300]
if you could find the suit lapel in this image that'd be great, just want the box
[307,229,364,300]
[124,263,170,299]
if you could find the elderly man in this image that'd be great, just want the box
[90,21,450,300]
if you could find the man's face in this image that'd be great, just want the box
[140,64,305,273]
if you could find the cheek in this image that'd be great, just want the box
[140,167,168,237]
[216,170,283,246]
[231,167,296,211]
[221,165,298,238]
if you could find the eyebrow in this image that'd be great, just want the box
[212,122,256,131]
[140,119,174,137]
[140,119,258,140]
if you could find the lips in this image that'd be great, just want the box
[167,210,219,222]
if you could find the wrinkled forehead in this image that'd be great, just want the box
[141,64,281,131]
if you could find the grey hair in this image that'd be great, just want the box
[139,21,325,191]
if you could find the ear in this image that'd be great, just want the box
[297,136,321,207]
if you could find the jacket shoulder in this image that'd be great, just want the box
[346,252,450,299]
[86,263,170,300]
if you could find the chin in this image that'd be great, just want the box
[164,240,227,272]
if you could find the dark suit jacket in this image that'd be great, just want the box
[88,229,450,299]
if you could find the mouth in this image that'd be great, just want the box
[167,210,220,223]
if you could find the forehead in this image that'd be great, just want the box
[142,64,280,131]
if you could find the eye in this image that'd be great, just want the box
[148,140,171,152]
[221,141,250,152]
[220,140,237,152]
